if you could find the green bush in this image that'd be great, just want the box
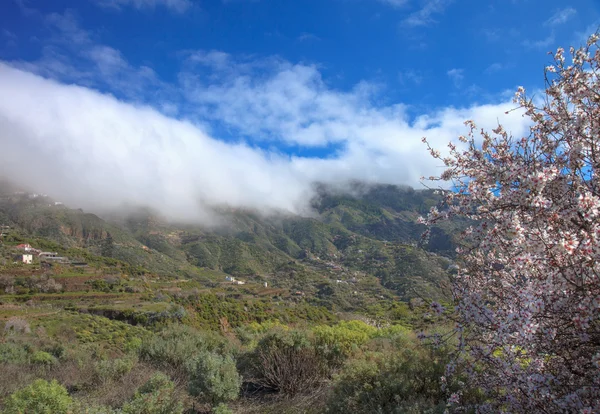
[188,352,241,405]
[121,390,183,414]
[313,320,376,367]
[44,342,66,359]
[338,320,379,336]
[244,320,289,335]
[31,350,57,365]
[3,379,73,414]
[0,342,29,364]
[121,372,182,414]
[124,337,143,353]
[235,321,289,347]
[138,372,173,394]
[95,356,136,383]
[374,324,411,339]
[212,403,234,414]
[326,347,454,414]
[140,324,225,373]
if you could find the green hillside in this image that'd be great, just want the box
[0,182,461,413]
[0,182,458,304]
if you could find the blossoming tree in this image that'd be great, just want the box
[421,34,600,413]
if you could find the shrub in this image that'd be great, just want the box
[36,276,62,293]
[95,356,136,383]
[249,329,329,397]
[374,324,411,339]
[213,403,234,414]
[188,352,241,405]
[313,320,376,367]
[0,342,29,364]
[124,337,143,354]
[44,342,66,359]
[121,372,183,414]
[326,346,457,414]
[235,321,289,347]
[3,379,73,414]
[137,372,173,394]
[32,350,57,365]
[338,320,379,336]
[3,317,31,334]
[140,324,225,373]
[245,320,289,335]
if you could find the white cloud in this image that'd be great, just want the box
[447,68,464,87]
[297,33,321,42]
[2,30,17,40]
[86,46,128,74]
[485,63,503,74]
[377,0,409,8]
[11,11,171,103]
[544,8,577,26]
[13,0,38,17]
[46,10,92,45]
[0,60,530,223]
[0,10,531,221]
[522,34,556,50]
[398,69,423,85]
[523,8,577,51]
[484,62,516,75]
[2,29,17,48]
[95,0,192,13]
[186,50,232,69]
[574,22,600,45]
[401,0,453,27]
[179,56,385,146]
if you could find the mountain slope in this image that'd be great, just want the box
[0,182,458,302]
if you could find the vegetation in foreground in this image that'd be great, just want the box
[0,314,466,413]
[0,181,458,413]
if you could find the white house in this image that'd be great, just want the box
[225,276,236,282]
[22,254,33,264]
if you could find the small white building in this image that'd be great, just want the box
[22,254,33,264]
[234,280,246,285]
[225,276,236,282]
[39,252,58,258]
[264,282,268,288]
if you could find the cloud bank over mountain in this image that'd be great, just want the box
[0,62,529,222]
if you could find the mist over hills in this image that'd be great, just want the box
[0,179,457,303]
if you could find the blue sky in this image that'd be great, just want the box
[3,0,597,109]
[0,0,598,219]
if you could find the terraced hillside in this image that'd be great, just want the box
[0,182,459,327]
[0,181,461,413]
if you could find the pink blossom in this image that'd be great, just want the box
[448,392,460,405]
[422,33,600,413]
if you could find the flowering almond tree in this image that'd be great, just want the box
[421,34,600,413]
